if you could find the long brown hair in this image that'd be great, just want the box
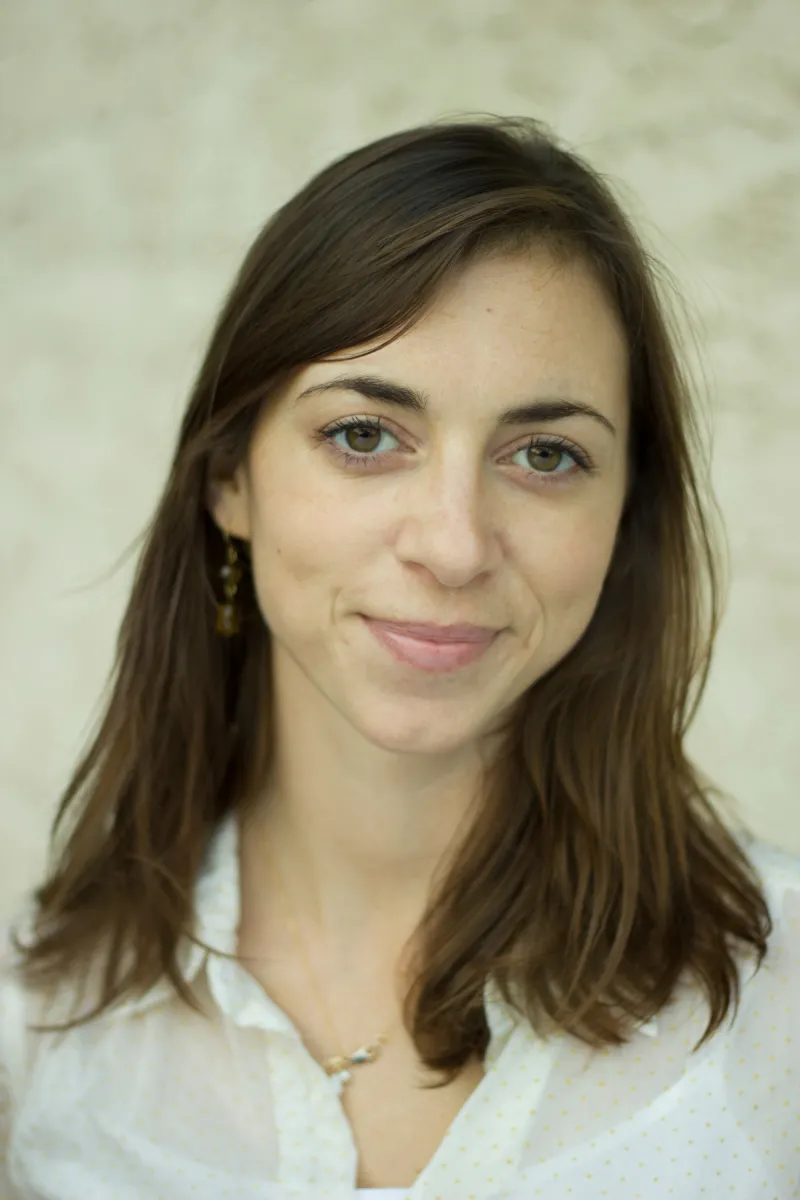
[12,114,772,1088]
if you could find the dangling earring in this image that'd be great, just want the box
[216,530,243,637]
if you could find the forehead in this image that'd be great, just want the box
[416,248,621,339]
[298,248,629,415]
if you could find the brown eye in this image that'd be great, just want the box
[317,416,401,464]
[344,423,382,454]
[508,436,594,486]
[527,445,563,473]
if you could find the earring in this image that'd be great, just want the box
[216,531,243,637]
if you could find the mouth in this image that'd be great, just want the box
[362,619,501,643]
[361,616,501,673]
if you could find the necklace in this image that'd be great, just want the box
[266,837,395,1093]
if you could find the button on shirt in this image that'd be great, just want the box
[1,811,799,1199]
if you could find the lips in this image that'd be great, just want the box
[364,620,498,644]
[361,617,500,673]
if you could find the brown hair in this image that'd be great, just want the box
[12,114,772,1087]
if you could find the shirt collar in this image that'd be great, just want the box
[111,809,657,1041]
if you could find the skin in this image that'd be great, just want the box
[209,246,630,980]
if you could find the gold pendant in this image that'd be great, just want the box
[323,1036,387,1088]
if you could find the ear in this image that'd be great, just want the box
[206,463,252,541]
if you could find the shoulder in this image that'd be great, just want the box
[738,830,800,970]
[0,900,74,1109]
[733,832,800,1031]
[0,903,39,1103]
[692,831,800,1130]
[740,830,800,917]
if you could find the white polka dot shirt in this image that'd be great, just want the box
[1,812,798,1198]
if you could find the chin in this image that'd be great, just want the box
[350,704,480,757]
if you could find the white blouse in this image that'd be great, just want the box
[1,810,799,1200]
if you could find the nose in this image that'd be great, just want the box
[392,459,502,588]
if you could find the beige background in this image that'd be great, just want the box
[1,0,798,919]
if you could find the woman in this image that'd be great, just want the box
[1,115,798,1199]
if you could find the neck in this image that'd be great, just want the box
[237,635,504,976]
[251,759,482,948]
[243,718,487,958]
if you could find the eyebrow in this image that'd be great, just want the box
[294,373,617,438]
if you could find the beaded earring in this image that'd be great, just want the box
[216,531,243,637]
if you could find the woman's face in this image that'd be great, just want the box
[211,248,630,756]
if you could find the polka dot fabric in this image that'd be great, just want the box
[1,812,798,1199]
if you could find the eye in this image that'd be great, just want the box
[315,416,401,465]
[506,435,596,486]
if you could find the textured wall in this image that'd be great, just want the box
[1,0,798,917]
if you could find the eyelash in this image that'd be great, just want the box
[314,415,597,486]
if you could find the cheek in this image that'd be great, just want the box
[245,477,371,633]
[519,510,620,638]
[559,527,616,599]
[249,511,322,631]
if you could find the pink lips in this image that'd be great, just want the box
[373,620,497,643]
[362,617,499,673]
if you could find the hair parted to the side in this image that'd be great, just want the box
[12,113,772,1088]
